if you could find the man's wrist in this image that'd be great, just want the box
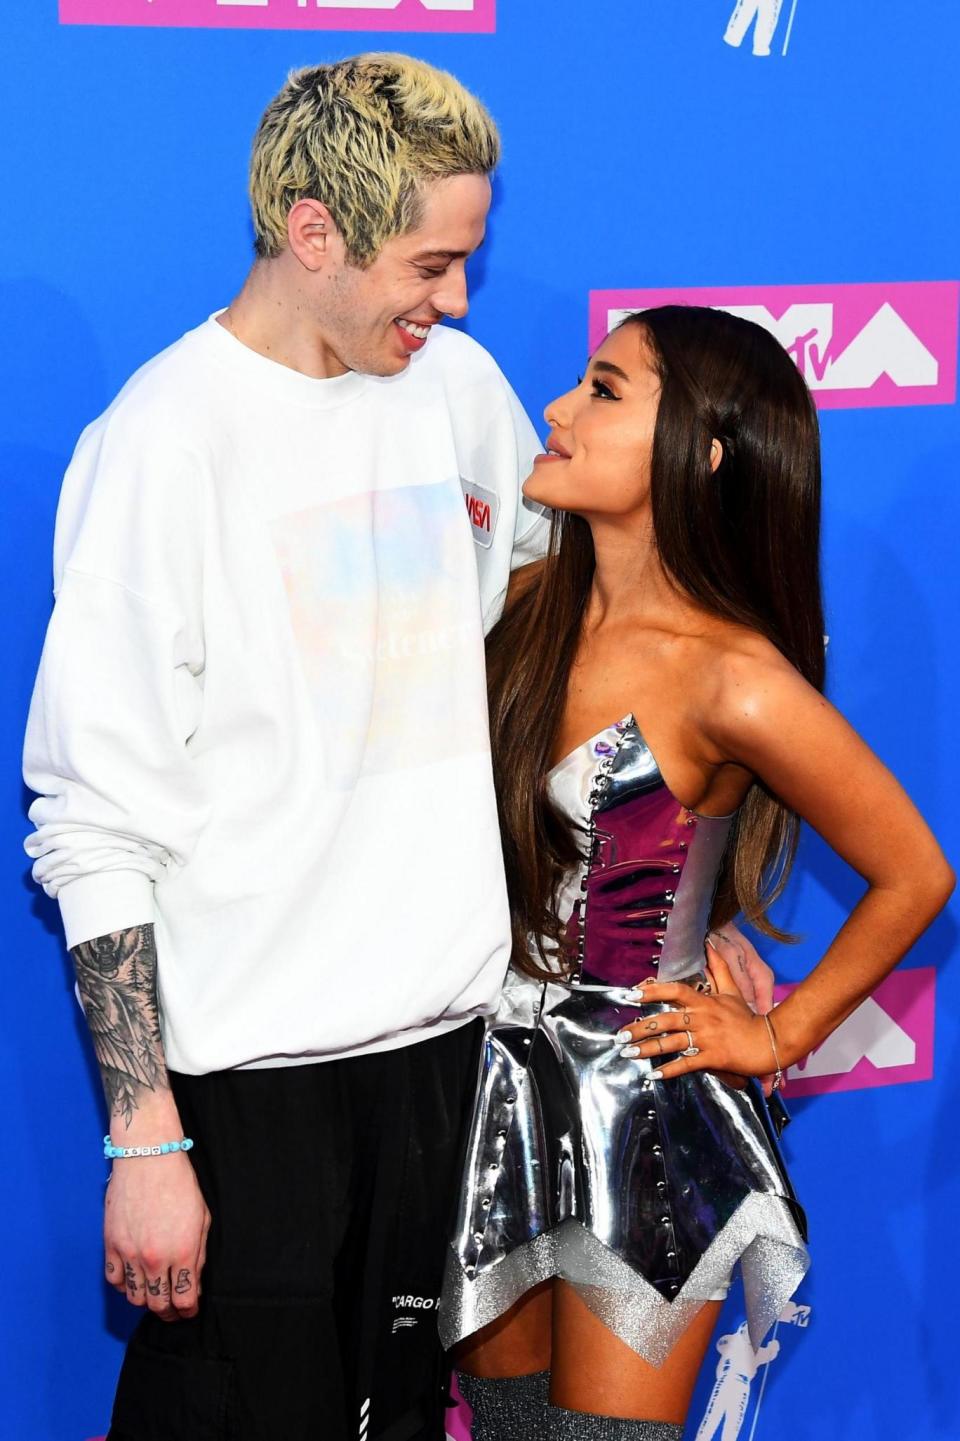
[108,1096,185,1148]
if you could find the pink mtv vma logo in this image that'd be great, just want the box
[589,283,959,410]
[773,966,935,1097]
[60,0,495,32]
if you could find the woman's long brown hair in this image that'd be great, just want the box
[487,306,826,978]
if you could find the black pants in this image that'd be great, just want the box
[108,1020,483,1441]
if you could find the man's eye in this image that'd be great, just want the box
[419,268,447,279]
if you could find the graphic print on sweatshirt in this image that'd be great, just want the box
[271,480,489,788]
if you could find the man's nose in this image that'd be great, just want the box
[434,268,469,321]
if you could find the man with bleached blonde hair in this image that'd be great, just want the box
[24,53,546,1441]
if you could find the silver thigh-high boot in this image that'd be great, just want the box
[457,1370,551,1441]
[547,1407,683,1440]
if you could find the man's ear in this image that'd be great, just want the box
[287,199,342,272]
[709,437,724,473]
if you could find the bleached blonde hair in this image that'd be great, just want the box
[249,53,500,267]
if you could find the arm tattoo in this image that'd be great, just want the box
[71,925,170,1128]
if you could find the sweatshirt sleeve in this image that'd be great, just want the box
[22,402,208,950]
[455,356,549,633]
[502,381,550,570]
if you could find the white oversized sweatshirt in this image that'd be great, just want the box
[24,316,546,1073]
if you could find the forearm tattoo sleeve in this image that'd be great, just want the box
[71,925,170,1128]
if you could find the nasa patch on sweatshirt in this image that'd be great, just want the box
[461,477,500,550]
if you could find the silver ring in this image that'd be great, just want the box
[682,1029,699,1057]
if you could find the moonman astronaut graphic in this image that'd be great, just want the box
[724,0,785,56]
[694,1322,780,1441]
[695,1302,810,1440]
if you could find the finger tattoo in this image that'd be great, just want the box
[174,1269,192,1295]
[147,1275,163,1297]
[645,1019,659,1032]
[683,1011,692,1026]
[124,1263,139,1293]
[106,1261,116,1275]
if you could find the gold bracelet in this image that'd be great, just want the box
[762,1010,785,1092]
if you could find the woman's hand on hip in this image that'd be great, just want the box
[614,941,779,1081]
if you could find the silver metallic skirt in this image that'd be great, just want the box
[440,971,809,1366]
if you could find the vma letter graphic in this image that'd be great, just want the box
[59,0,495,32]
[773,967,936,1098]
[590,283,960,411]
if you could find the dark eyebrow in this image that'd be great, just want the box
[591,360,631,382]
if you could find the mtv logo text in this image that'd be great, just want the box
[773,967,935,1097]
[589,283,959,410]
[59,0,495,31]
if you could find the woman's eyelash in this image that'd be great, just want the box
[577,373,618,399]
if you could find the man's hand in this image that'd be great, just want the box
[105,1153,211,1321]
[72,924,212,1319]
[707,924,775,1015]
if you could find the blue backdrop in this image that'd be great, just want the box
[2,3,958,1438]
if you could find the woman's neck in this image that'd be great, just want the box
[585,515,690,633]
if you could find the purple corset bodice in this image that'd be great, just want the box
[548,715,734,988]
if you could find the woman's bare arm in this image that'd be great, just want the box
[711,650,952,1066]
[620,648,953,1079]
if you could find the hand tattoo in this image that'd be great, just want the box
[147,1275,163,1297]
[72,925,170,1126]
[106,1261,116,1275]
[174,1269,192,1294]
[124,1262,139,1294]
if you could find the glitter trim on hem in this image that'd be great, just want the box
[441,1194,808,1367]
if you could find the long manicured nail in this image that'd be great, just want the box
[631,989,645,1001]
[620,1045,641,1059]
[615,1028,633,1043]
[648,1069,664,1080]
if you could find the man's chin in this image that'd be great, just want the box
[359,352,411,379]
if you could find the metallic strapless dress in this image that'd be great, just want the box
[440,715,809,1365]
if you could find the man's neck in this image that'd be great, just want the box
[219,258,348,379]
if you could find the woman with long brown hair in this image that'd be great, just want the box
[439,306,953,1439]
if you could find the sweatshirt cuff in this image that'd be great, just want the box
[58,871,156,950]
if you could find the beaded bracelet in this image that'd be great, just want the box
[103,1136,194,1160]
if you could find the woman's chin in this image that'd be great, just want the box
[522,473,564,508]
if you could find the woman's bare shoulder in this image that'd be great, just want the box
[692,622,822,758]
[685,621,807,729]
